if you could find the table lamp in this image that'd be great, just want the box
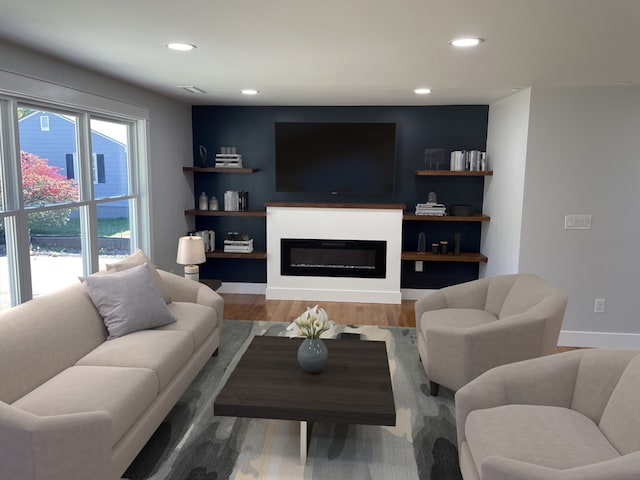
[176,235,206,281]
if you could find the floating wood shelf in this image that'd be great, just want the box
[403,213,490,222]
[414,170,493,176]
[205,251,267,260]
[401,251,488,263]
[183,166,259,173]
[184,209,266,217]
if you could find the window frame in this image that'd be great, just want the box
[0,71,150,306]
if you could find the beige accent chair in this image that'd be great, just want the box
[415,273,568,395]
[455,349,640,480]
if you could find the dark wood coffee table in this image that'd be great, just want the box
[214,335,396,463]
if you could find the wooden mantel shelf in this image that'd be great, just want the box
[264,202,406,210]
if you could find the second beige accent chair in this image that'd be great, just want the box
[415,273,568,395]
[456,349,640,480]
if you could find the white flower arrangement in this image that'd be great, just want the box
[286,305,335,339]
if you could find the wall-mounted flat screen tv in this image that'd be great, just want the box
[275,122,396,194]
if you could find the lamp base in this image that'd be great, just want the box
[184,264,199,282]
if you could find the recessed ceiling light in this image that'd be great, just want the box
[166,42,196,51]
[450,37,483,48]
[241,89,259,95]
[414,88,432,95]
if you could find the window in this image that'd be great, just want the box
[65,153,106,183]
[0,92,148,309]
[39,115,50,131]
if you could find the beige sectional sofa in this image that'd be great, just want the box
[0,266,223,480]
[456,349,640,480]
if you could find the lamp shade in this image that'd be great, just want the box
[176,235,206,265]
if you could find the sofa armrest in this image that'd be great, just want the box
[0,402,111,480]
[455,350,584,450]
[414,291,447,335]
[157,270,224,324]
[481,452,640,480]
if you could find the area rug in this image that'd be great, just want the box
[123,320,463,480]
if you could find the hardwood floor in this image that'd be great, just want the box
[220,293,580,351]
[219,293,417,327]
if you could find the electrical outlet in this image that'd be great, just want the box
[415,260,423,272]
[594,298,606,314]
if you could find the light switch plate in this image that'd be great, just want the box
[565,215,592,230]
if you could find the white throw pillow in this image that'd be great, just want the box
[82,263,176,339]
[106,248,172,304]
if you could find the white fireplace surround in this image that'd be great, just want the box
[266,204,403,304]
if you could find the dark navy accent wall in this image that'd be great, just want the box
[191,105,488,288]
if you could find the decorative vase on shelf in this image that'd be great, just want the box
[198,192,208,210]
[297,338,328,373]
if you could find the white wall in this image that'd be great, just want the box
[0,40,193,272]
[481,88,531,277]
[519,87,640,346]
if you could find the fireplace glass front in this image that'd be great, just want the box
[281,239,387,279]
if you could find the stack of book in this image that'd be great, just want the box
[223,191,249,211]
[415,202,446,216]
[215,153,243,168]
[223,238,254,254]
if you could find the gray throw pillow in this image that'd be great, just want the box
[106,248,172,304]
[82,263,176,339]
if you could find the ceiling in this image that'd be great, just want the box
[0,0,638,106]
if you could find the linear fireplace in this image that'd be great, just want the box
[266,204,403,304]
[281,239,387,279]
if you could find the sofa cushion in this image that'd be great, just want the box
[159,301,218,350]
[484,274,519,316]
[0,283,106,404]
[106,249,172,304]
[499,274,555,319]
[76,330,192,390]
[82,263,176,339]
[12,365,158,447]
[571,349,640,424]
[599,353,640,455]
[419,308,497,334]
[466,404,620,473]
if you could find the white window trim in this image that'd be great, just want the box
[0,69,151,305]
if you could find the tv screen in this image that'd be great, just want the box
[275,122,396,194]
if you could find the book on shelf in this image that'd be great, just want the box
[415,202,447,216]
[223,246,254,253]
[223,238,254,253]
[215,153,243,168]
[223,190,249,211]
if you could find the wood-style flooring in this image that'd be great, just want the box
[220,293,416,327]
[219,293,578,351]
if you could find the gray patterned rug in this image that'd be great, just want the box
[124,320,462,480]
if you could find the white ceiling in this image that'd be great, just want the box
[0,0,638,106]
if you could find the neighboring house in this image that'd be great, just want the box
[18,110,128,218]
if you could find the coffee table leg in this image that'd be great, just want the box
[300,421,307,464]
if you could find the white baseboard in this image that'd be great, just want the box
[216,285,436,302]
[401,288,436,300]
[266,286,401,304]
[217,282,267,295]
[559,330,640,349]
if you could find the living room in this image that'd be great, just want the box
[1,1,639,479]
